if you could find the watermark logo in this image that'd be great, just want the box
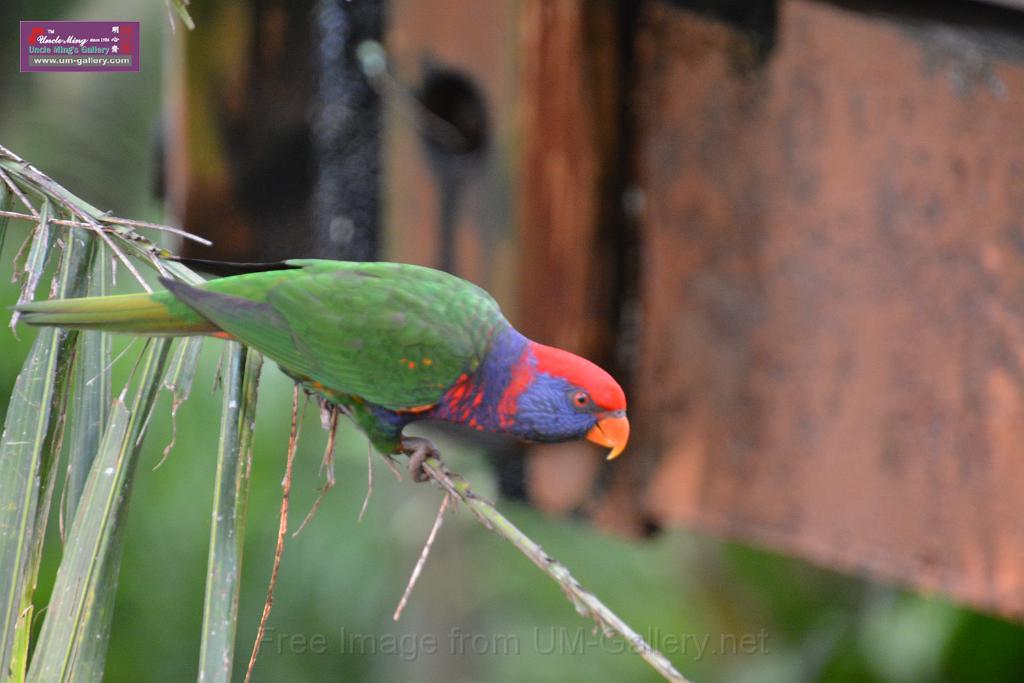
[20,21,140,72]
[259,626,771,662]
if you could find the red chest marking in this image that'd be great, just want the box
[498,349,533,429]
[446,373,471,402]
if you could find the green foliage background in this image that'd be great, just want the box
[2,1,1024,681]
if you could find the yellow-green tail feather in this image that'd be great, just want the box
[14,292,216,336]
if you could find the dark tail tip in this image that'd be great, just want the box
[169,257,300,278]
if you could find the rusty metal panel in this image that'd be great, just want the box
[633,0,1024,617]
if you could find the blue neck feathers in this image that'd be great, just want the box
[425,325,527,432]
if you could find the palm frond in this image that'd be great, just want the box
[198,344,263,683]
[26,341,171,682]
[0,143,207,683]
[62,233,111,537]
[0,221,97,682]
[0,182,12,258]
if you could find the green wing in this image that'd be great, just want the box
[161,260,508,410]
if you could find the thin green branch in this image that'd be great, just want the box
[167,0,196,31]
[0,209,213,246]
[421,458,693,683]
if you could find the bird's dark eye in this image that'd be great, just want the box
[571,391,590,408]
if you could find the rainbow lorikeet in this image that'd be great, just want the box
[15,260,629,474]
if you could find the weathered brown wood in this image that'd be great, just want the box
[517,0,627,516]
[631,0,1024,618]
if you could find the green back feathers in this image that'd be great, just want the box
[169,260,510,409]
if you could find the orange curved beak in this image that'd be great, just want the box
[586,413,630,460]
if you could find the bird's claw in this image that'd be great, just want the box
[400,436,441,483]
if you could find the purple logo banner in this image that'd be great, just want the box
[20,21,140,73]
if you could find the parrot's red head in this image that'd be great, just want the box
[497,338,630,459]
[429,327,629,458]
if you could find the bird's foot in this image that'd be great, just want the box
[400,436,442,483]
